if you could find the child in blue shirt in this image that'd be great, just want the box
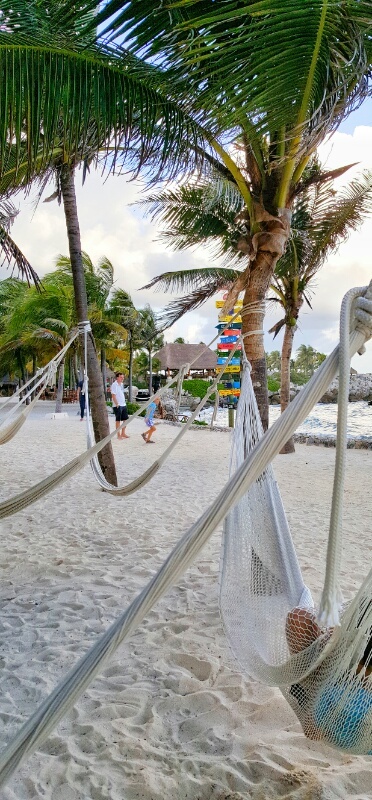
[141,397,160,443]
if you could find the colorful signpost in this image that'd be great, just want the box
[215,295,242,399]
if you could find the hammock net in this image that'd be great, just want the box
[219,357,372,755]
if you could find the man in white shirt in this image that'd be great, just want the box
[110,372,129,439]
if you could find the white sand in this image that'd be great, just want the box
[0,408,371,800]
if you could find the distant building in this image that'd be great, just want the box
[0,374,18,396]
[155,343,217,377]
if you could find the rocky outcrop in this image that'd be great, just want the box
[319,373,372,403]
[159,390,178,421]
[269,374,372,404]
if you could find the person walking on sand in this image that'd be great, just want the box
[141,397,160,443]
[77,379,86,421]
[110,372,129,440]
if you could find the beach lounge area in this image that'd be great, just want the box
[0,411,371,799]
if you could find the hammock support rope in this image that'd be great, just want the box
[0,330,80,445]
[0,285,371,786]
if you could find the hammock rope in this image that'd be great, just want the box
[318,288,365,626]
[0,285,371,786]
[86,334,262,495]
[0,341,240,516]
[219,284,372,753]
[0,331,80,445]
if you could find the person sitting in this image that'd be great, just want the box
[286,606,372,749]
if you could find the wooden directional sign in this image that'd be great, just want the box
[219,315,242,323]
[216,365,240,373]
[218,342,241,351]
[215,300,243,309]
[217,357,240,365]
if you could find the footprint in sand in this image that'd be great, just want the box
[170,654,212,682]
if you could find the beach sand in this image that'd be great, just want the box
[0,408,371,799]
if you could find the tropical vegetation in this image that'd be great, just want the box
[0,258,164,411]
[0,0,205,483]
[141,161,372,447]
[91,0,372,431]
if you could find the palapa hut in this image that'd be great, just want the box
[155,343,217,378]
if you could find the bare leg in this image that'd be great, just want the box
[120,424,129,439]
[146,424,157,442]
[286,608,321,655]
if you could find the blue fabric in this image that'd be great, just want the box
[314,681,372,752]
[145,401,156,425]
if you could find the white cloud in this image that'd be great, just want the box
[5,124,372,374]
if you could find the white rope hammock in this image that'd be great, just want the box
[0,284,371,786]
[219,285,372,753]
[0,305,252,515]
[0,331,80,445]
[85,334,258,495]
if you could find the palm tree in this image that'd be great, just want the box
[0,273,76,410]
[268,169,372,451]
[108,290,143,402]
[141,164,372,434]
[294,345,322,381]
[266,351,281,375]
[1,1,206,483]
[56,253,127,396]
[137,305,164,393]
[0,278,34,389]
[93,0,372,429]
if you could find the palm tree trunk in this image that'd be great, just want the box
[60,164,117,485]
[73,353,79,386]
[32,353,37,400]
[279,324,296,454]
[128,341,133,402]
[101,348,107,398]
[17,350,27,402]
[241,209,291,430]
[241,254,274,431]
[55,358,65,413]
[148,349,153,394]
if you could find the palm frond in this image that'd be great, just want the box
[306,170,372,272]
[157,272,237,330]
[0,23,207,186]
[138,181,245,262]
[0,225,40,287]
[141,267,240,294]
[94,0,371,153]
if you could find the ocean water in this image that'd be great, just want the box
[197,400,372,439]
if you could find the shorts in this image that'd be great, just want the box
[145,417,155,428]
[113,405,129,422]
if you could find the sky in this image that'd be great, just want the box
[7,98,372,374]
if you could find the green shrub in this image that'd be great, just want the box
[182,379,210,399]
[268,376,280,392]
[127,401,144,416]
[193,419,208,426]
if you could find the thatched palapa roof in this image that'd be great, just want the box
[155,343,217,371]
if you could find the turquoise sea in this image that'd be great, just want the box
[198,400,372,439]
